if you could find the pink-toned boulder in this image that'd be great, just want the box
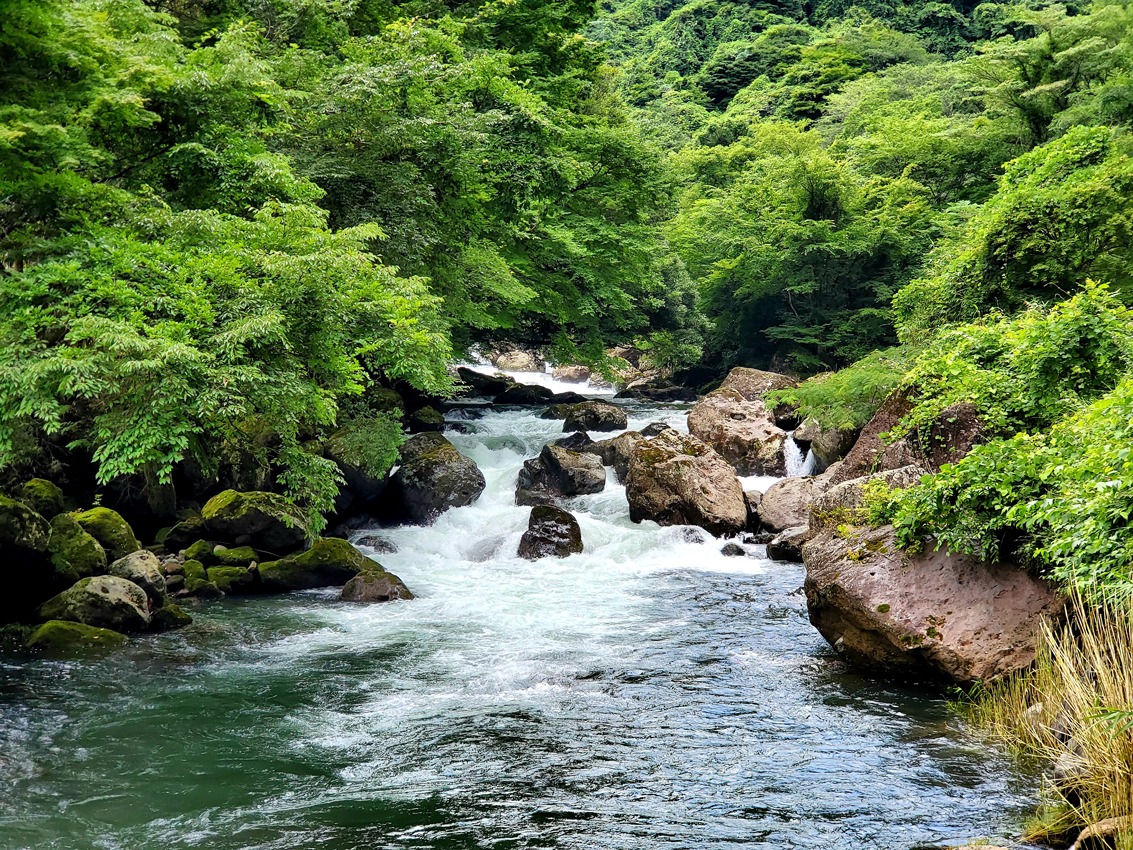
[687,388,788,475]
[803,524,1063,684]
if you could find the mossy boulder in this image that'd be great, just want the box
[74,507,141,561]
[0,495,56,622]
[151,602,192,631]
[386,434,485,524]
[39,576,151,633]
[16,479,67,518]
[48,513,107,584]
[340,566,414,603]
[407,406,445,433]
[26,620,127,655]
[257,538,368,592]
[181,577,224,600]
[201,490,308,554]
[107,550,167,605]
[183,539,217,564]
[212,545,258,567]
[206,566,256,594]
[182,559,207,581]
[163,515,205,551]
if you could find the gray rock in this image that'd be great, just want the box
[107,550,167,605]
[563,401,627,432]
[518,505,584,559]
[516,444,605,506]
[388,433,486,524]
[39,575,151,633]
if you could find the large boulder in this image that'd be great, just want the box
[584,431,645,482]
[493,383,555,405]
[38,575,151,633]
[494,349,543,372]
[341,566,413,603]
[718,367,796,400]
[107,550,167,605]
[562,401,627,433]
[516,444,605,506]
[625,430,747,536]
[258,537,370,592]
[387,433,486,524]
[324,423,392,505]
[614,382,696,402]
[407,406,445,433]
[457,367,513,397]
[73,507,141,562]
[517,505,584,559]
[201,490,309,553]
[687,388,788,475]
[552,364,590,383]
[830,391,923,485]
[15,479,67,518]
[26,620,128,655]
[0,496,56,621]
[925,402,989,471]
[758,477,820,532]
[768,526,809,562]
[803,524,1063,684]
[47,513,107,584]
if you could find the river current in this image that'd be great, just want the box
[0,378,1037,850]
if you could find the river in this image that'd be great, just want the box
[0,382,1038,850]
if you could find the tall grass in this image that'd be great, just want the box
[966,595,1133,848]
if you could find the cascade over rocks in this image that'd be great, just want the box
[793,418,860,468]
[39,575,151,633]
[687,387,788,475]
[516,444,606,506]
[562,401,627,432]
[387,433,486,524]
[201,490,308,553]
[625,430,747,536]
[803,524,1063,684]
[517,505,584,559]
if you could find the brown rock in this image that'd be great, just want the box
[758,477,819,532]
[552,364,590,383]
[494,349,543,372]
[585,431,645,482]
[830,391,922,485]
[767,526,808,562]
[793,418,861,467]
[516,444,605,506]
[563,401,627,433]
[687,388,788,475]
[803,524,1063,684]
[625,430,747,537]
[926,402,988,470]
[341,568,413,603]
[810,466,926,530]
[718,367,797,400]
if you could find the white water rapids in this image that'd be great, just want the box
[0,388,1038,850]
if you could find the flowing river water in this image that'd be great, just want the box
[0,378,1039,850]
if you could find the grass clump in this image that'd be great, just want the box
[965,595,1133,848]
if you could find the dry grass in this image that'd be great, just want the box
[965,595,1133,848]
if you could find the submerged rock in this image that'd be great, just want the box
[720,542,745,557]
[516,444,605,506]
[258,538,370,592]
[39,575,151,633]
[625,430,747,537]
[26,620,128,655]
[341,566,413,603]
[687,388,788,476]
[517,505,583,559]
[803,524,1063,684]
[73,507,141,562]
[201,490,308,554]
[562,401,627,432]
[387,433,486,524]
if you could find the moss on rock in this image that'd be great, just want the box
[206,566,256,593]
[48,513,107,584]
[151,602,192,631]
[38,576,150,632]
[74,507,141,561]
[16,479,66,518]
[213,545,258,567]
[258,538,367,592]
[27,620,127,655]
[183,539,216,564]
[201,490,307,553]
[182,559,207,581]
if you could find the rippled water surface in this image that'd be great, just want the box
[0,401,1037,850]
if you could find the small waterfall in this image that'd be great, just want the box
[784,435,818,477]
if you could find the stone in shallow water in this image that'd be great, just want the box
[517,505,583,560]
[341,568,413,603]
